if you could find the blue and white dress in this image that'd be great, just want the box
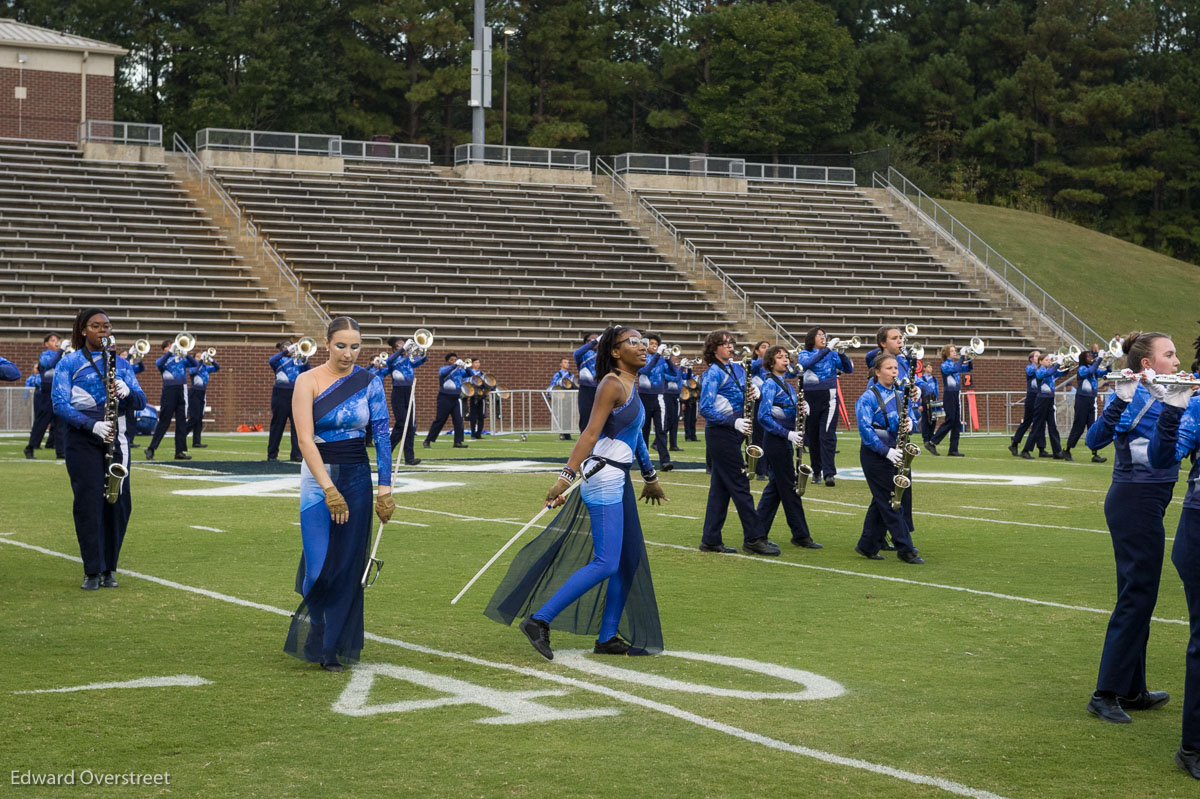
[285,366,391,667]
[486,382,663,653]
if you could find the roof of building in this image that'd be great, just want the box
[0,18,127,56]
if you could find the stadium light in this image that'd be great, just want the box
[502,27,516,148]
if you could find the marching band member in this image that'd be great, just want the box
[1064,350,1107,463]
[928,344,972,456]
[573,332,599,433]
[385,336,426,465]
[468,358,486,439]
[698,330,778,556]
[756,346,821,548]
[867,327,928,540]
[286,316,393,671]
[0,354,19,381]
[425,352,474,449]
[1084,332,1180,724]
[488,326,666,660]
[52,308,146,590]
[664,354,683,452]
[796,328,854,486]
[187,350,220,449]
[638,334,673,471]
[125,354,146,450]
[268,339,313,462]
[25,333,63,460]
[749,340,771,479]
[1147,351,1200,777]
[854,353,923,564]
[145,339,198,461]
[1009,350,1043,456]
[681,361,699,441]
[548,356,575,441]
[1019,352,1065,460]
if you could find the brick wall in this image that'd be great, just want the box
[1,336,1033,434]
[0,67,113,141]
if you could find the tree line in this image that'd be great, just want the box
[5,0,1200,263]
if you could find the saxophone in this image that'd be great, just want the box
[740,347,763,474]
[792,364,813,496]
[101,336,128,504]
[889,353,922,511]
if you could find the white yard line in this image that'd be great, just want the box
[189,526,225,533]
[657,513,700,521]
[0,536,1010,799]
[1026,503,1069,509]
[959,506,1001,512]
[14,675,211,695]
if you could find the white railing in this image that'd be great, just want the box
[79,120,162,147]
[0,386,34,432]
[614,152,745,178]
[486,389,578,435]
[172,132,331,327]
[873,167,1103,349]
[341,139,431,164]
[745,162,855,185]
[196,128,341,157]
[453,143,590,170]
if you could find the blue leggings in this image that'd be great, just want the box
[533,486,641,642]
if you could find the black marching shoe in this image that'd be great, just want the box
[321,662,345,672]
[824,477,835,487]
[520,617,553,660]
[593,636,631,655]
[854,546,885,561]
[1020,451,1034,460]
[742,538,781,557]
[1063,449,1075,462]
[1008,442,1019,456]
[755,473,768,481]
[1092,451,1107,463]
[1087,692,1132,724]
[926,442,940,456]
[144,448,155,460]
[1052,451,1066,460]
[405,458,422,466]
[662,463,674,472]
[423,441,432,449]
[1176,748,1200,779]
[948,451,965,457]
[175,452,192,461]
[1038,450,1053,458]
[290,453,303,462]
[669,446,684,452]
[23,446,34,460]
[453,442,469,449]
[898,550,925,564]
[791,536,823,549]
[699,542,736,553]
[1120,690,1170,711]
[100,571,118,588]
[81,574,101,591]
[192,443,208,448]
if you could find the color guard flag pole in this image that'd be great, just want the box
[361,377,418,588]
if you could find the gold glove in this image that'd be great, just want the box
[375,493,395,524]
[639,479,667,506]
[324,486,349,516]
[545,477,572,507]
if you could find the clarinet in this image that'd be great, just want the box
[102,337,128,504]
[792,365,813,496]
[740,348,763,474]
[889,354,922,511]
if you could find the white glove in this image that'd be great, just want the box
[114,379,131,399]
[800,401,810,416]
[900,417,912,433]
[827,338,840,350]
[1140,369,1168,401]
[733,418,751,435]
[656,344,669,356]
[886,447,903,465]
[1114,371,1139,402]
[1164,384,1197,409]
[750,384,761,401]
[787,430,803,445]
[91,421,113,441]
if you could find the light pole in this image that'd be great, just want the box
[502,26,516,148]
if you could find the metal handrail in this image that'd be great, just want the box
[342,139,431,164]
[744,162,855,185]
[79,120,163,147]
[873,167,1103,349]
[196,128,341,157]
[613,152,746,179]
[454,143,590,170]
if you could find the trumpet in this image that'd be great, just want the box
[404,328,434,358]
[960,337,985,362]
[680,357,700,370]
[1099,336,1123,369]
[904,323,919,337]
[1053,344,1082,370]
[200,347,217,365]
[127,338,151,362]
[832,335,860,353]
[454,358,471,369]
[171,332,195,357]
[371,352,388,370]
[61,341,76,354]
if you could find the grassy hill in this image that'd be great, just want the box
[937,199,1200,356]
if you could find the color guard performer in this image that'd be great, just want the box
[697,331,778,556]
[1084,332,1180,724]
[145,338,198,461]
[268,339,314,462]
[755,345,820,548]
[425,353,475,449]
[25,333,63,460]
[385,336,426,465]
[187,348,220,449]
[1064,349,1107,463]
[52,308,146,590]
[796,328,854,486]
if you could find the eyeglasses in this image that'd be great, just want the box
[619,336,646,348]
[86,322,112,331]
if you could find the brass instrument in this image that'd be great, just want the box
[61,341,75,354]
[371,352,388,370]
[404,328,434,358]
[200,347,217,365]
[832,335,860,353]
[100,336,128,504]
[294,336,318,364]
[171,332,195,357]
[890,340,922,511]
[1099,336,1123,370]
[792,365,813,496]
[740,346,763,474]
[1052,344,1082,370]
[960,337,985,362]
[127,338,150,363]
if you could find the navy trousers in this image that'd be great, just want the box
[577,384,596,433]
[665,394,680,449]
[187,388,206,445]
[426,393,463,445]
[148,385,188,456]
[1066,393,1097,451]
[267,386,298,460]
[756,433,812,541]
[1172,507,1200,748]
[701,425,766,546]
[64,424,131,575]
[1022,395,1060,455]
[930,390,961,451]
[1096,481,1174,696]
[805,387,840,480]
[856,445,916,557]
[1010,390,1039,450]
[639,392,671,467]
[682,398,698,440]
[469,396,485,438]
[28,391,61,454]
[388,385,417,463]
[750,400,768,476]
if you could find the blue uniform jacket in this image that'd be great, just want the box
[1035,365,1065,397]
[156,352,199,388]
[38,348,63,394]
[1149,397,1200,509]
[440,364,478,396]
[25,374,40,389]
[269,351,311,389]
[52,350,147,429]
[0,356,19,382]
[797,348,853,391]
[856,382,914,456]
[940,358,973,394]
[637,353,668,394]
[663,359,681,395]
[758,375,799,439]
[573,341,598,388]
[1076,362,1108,397]
[1024,364,1038,395]
[699,360,748,428]
[1086,383,1179,483]
[189,361,220,390]
[386,351,426,388]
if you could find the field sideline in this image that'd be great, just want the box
[1,431,1196,798]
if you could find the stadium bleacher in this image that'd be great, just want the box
[0,139,293,342]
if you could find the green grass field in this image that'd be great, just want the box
[938,200,1200,348]
[1,431,1197,798]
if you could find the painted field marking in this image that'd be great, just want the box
[389,520,430,527]
[13,675,212,695]
[959,506,1001,512]
[657,513,700,520]
[1026,503,1069,509]
[0,537,1010,799]
[808,508,854,516]
[190,526,225,533]
[393,505,546,526]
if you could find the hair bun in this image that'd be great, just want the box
[1122,332,1140,356]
